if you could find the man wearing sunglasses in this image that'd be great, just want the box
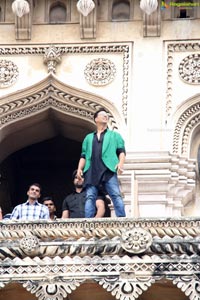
[77,108,126,218]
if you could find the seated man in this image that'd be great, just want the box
[10,183,49,220]
[42,196,57,220]
[62,170,110,218]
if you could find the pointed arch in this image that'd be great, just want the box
[172,93,200,157]
[0,74,125,162]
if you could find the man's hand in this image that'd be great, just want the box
[77,169,83,180]
[115,164,124,175]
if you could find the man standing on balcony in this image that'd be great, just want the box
[10,183,50,220]
[77,108,126,218]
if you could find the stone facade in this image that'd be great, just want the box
[0,0,200,299]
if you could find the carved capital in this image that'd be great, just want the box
[43,46,62,74]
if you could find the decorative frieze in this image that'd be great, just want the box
[0,219,199,300]
[0,43,130,118]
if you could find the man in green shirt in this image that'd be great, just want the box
[77,108,126,218]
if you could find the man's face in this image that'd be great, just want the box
[43,200,56,214]
[27,185,41,200]
[74,175,84,188]
[95,111,108,124]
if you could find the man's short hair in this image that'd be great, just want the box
[93,108,108,121]
[42,196,54,203]
[28,183,42,192]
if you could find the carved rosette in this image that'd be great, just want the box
[19,236,39,255]
[0,60,19,88]
[179,54,200,84]
[43,46,62,74]
[121,228,152,254]
[84,58,116,86]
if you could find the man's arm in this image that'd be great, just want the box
[116,152,126,175]
[95,199,105,218]
[62,210,69,218]
[77,157,86,179]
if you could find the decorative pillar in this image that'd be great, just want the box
[77,0,97,39]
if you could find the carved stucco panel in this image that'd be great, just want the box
[0,44,130,119]
[165,42,200,119]
[173,275,200,300]
[23,278,85,300]
[95,275,156,300]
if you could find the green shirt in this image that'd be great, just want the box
[81,129,125,173]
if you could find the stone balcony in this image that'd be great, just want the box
[0,217,199,300]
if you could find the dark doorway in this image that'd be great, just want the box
[0,136,82,217]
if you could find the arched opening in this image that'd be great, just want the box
[0,109,95,217]
[0,136,82,217]
[112,0,130,21]
[138,279,188,300]
[49,1,67,23]
[0,75,122,218]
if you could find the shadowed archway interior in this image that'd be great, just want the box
[0,109,95,217]
[0,135,82,217]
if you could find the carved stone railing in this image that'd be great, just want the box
[0,218,200,300]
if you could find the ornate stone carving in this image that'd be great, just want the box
[173,275,200,300]
[140,0,158,15]
[172,100,200,154]
[0,44,130,118]
[77,0,95,17]
[79,6,97,39]
[12,0,30,18]
[96,275,156,300]
[121,228,152,254]
[0,59,19,88]
[165,41,200,119]
[43,46,62,74]
[0,219,199,299]
[179,54,200,84]
[143,8,161,37]
[19,236,39,255]
[0,75,119,130]
[23,278,84,300]
[0,218,199,259]
[84,58,116,86]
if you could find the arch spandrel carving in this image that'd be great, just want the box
[0,74,126,162]
[0,74,123,129]
[172,93,200,156]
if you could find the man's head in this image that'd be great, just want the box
[94,108,109,124]
[42,197,56,216]
[27,183,41,201]
[72,169,84,188]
